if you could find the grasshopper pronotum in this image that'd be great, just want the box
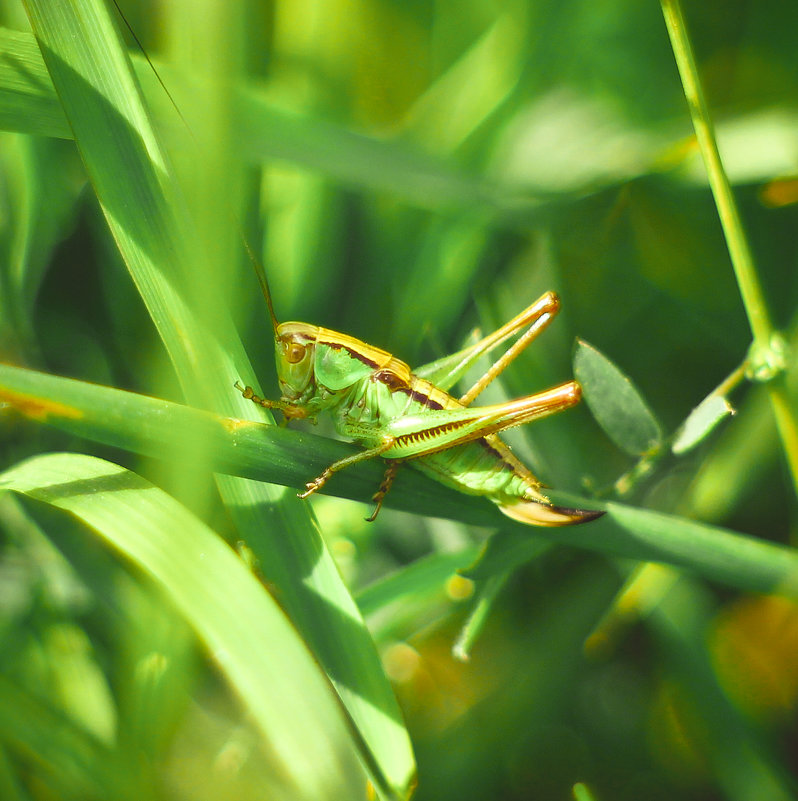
[238,270,603,527]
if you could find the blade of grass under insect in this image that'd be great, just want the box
[356,548,480,619]
[20,1,415,795]
[452,573,509,662]
[3,362,798,600]
[0,452,366,800]
[461,529,552,582]
[660,0,798,495]
[355,549,482,646]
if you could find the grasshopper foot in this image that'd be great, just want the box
[365,499,383,523]
[298,470,331,499]
[365,461,400,522]
[236,381,263,406]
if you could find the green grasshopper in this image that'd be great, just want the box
[106,4,600,528]
[237,269,602,527]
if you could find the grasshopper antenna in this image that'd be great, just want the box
[240,228,280,334]
[111,0,281,336]
[109,0,190,133]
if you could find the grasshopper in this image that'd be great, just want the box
[237,271,602,527]
[103,4,600,528]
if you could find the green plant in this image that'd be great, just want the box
[1,1,797,800]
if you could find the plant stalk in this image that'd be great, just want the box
[660,0,798,494]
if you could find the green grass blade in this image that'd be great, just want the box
[0,452,367,800]
[19,1,414,795]
[461,529,552,582]
[0,27,71,138]
[0,672,125,800]
[0,26,510,216]
[3,362,798,600]
[356,549,480,619]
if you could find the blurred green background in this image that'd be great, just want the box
[1,0,798,799]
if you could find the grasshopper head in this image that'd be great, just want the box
[274,322,318,401]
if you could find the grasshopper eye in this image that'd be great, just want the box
[286,342,307,364]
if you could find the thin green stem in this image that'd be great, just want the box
[714,361,748,399]
[661,0,769,343]
[660,0,798,495]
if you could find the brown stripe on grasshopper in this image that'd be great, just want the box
[371,368,410,392]
[407,387,445,410]
[372,367,448,411]
[477,437,518,474]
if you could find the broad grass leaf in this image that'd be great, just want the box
[20,1,415,795]
[0,452,366,801]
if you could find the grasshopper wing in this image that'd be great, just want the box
[498,498,604,527]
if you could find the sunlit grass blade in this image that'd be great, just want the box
[0,452,367,800]
[0,27,71,138]
[19,0,415,795]
[0,26,508,215]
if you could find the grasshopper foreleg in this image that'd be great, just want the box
[235,380,304,421]
[235,380,278,408]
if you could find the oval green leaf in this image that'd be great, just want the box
[574,339,663,456]
[672,394,735,455]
